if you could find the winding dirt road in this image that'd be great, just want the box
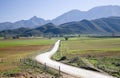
[35,40,116,78]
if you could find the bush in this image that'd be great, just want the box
[64,37,69,41]
[68,57,79,63]
[58,56,67,61]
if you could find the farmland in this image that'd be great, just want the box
[0,38,55,77]
[1,37,120,78]
[53,37,120,78]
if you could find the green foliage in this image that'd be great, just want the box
[2,68,20,77]
[64,37,69,41]
[68,57,88,67]
[89,57,120,77]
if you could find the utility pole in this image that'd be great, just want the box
[44,63,47,78]
[59,66,61,77]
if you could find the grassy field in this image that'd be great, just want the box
[0,38,54,48]
[53,37,120,78]
[0,38,55,76]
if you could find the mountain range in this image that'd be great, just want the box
[0,16,50,31]
[52,5,120,25]
[0,17,120,37]
[0,5,120,31]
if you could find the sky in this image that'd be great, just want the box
[0,0,120,22]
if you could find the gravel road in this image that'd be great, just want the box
[35,40,116,78]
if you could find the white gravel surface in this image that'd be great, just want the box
[35,40,116,78]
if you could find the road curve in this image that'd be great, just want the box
[35,40,115,78]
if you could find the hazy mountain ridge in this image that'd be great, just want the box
[52,5,120,25]
[0,5,120,31]
[0,17,120,37]
[0,16,49,31]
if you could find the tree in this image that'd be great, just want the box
[12,36,19,39]
[64,37,69,41]
[78,34,81,37]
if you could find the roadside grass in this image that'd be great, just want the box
[52,37,120,78]
[0,38,55,76]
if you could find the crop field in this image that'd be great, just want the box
[53,37,120,78]
[0,38,55,77]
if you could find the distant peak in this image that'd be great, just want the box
[81,19,89,22]
[31,16,39,19]
[30,16,45,21]
[71,9,80,11]
[89,5,120,11]
[45,23,55,26]
[68,9,82,13]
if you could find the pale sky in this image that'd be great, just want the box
[0,0,120,22]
